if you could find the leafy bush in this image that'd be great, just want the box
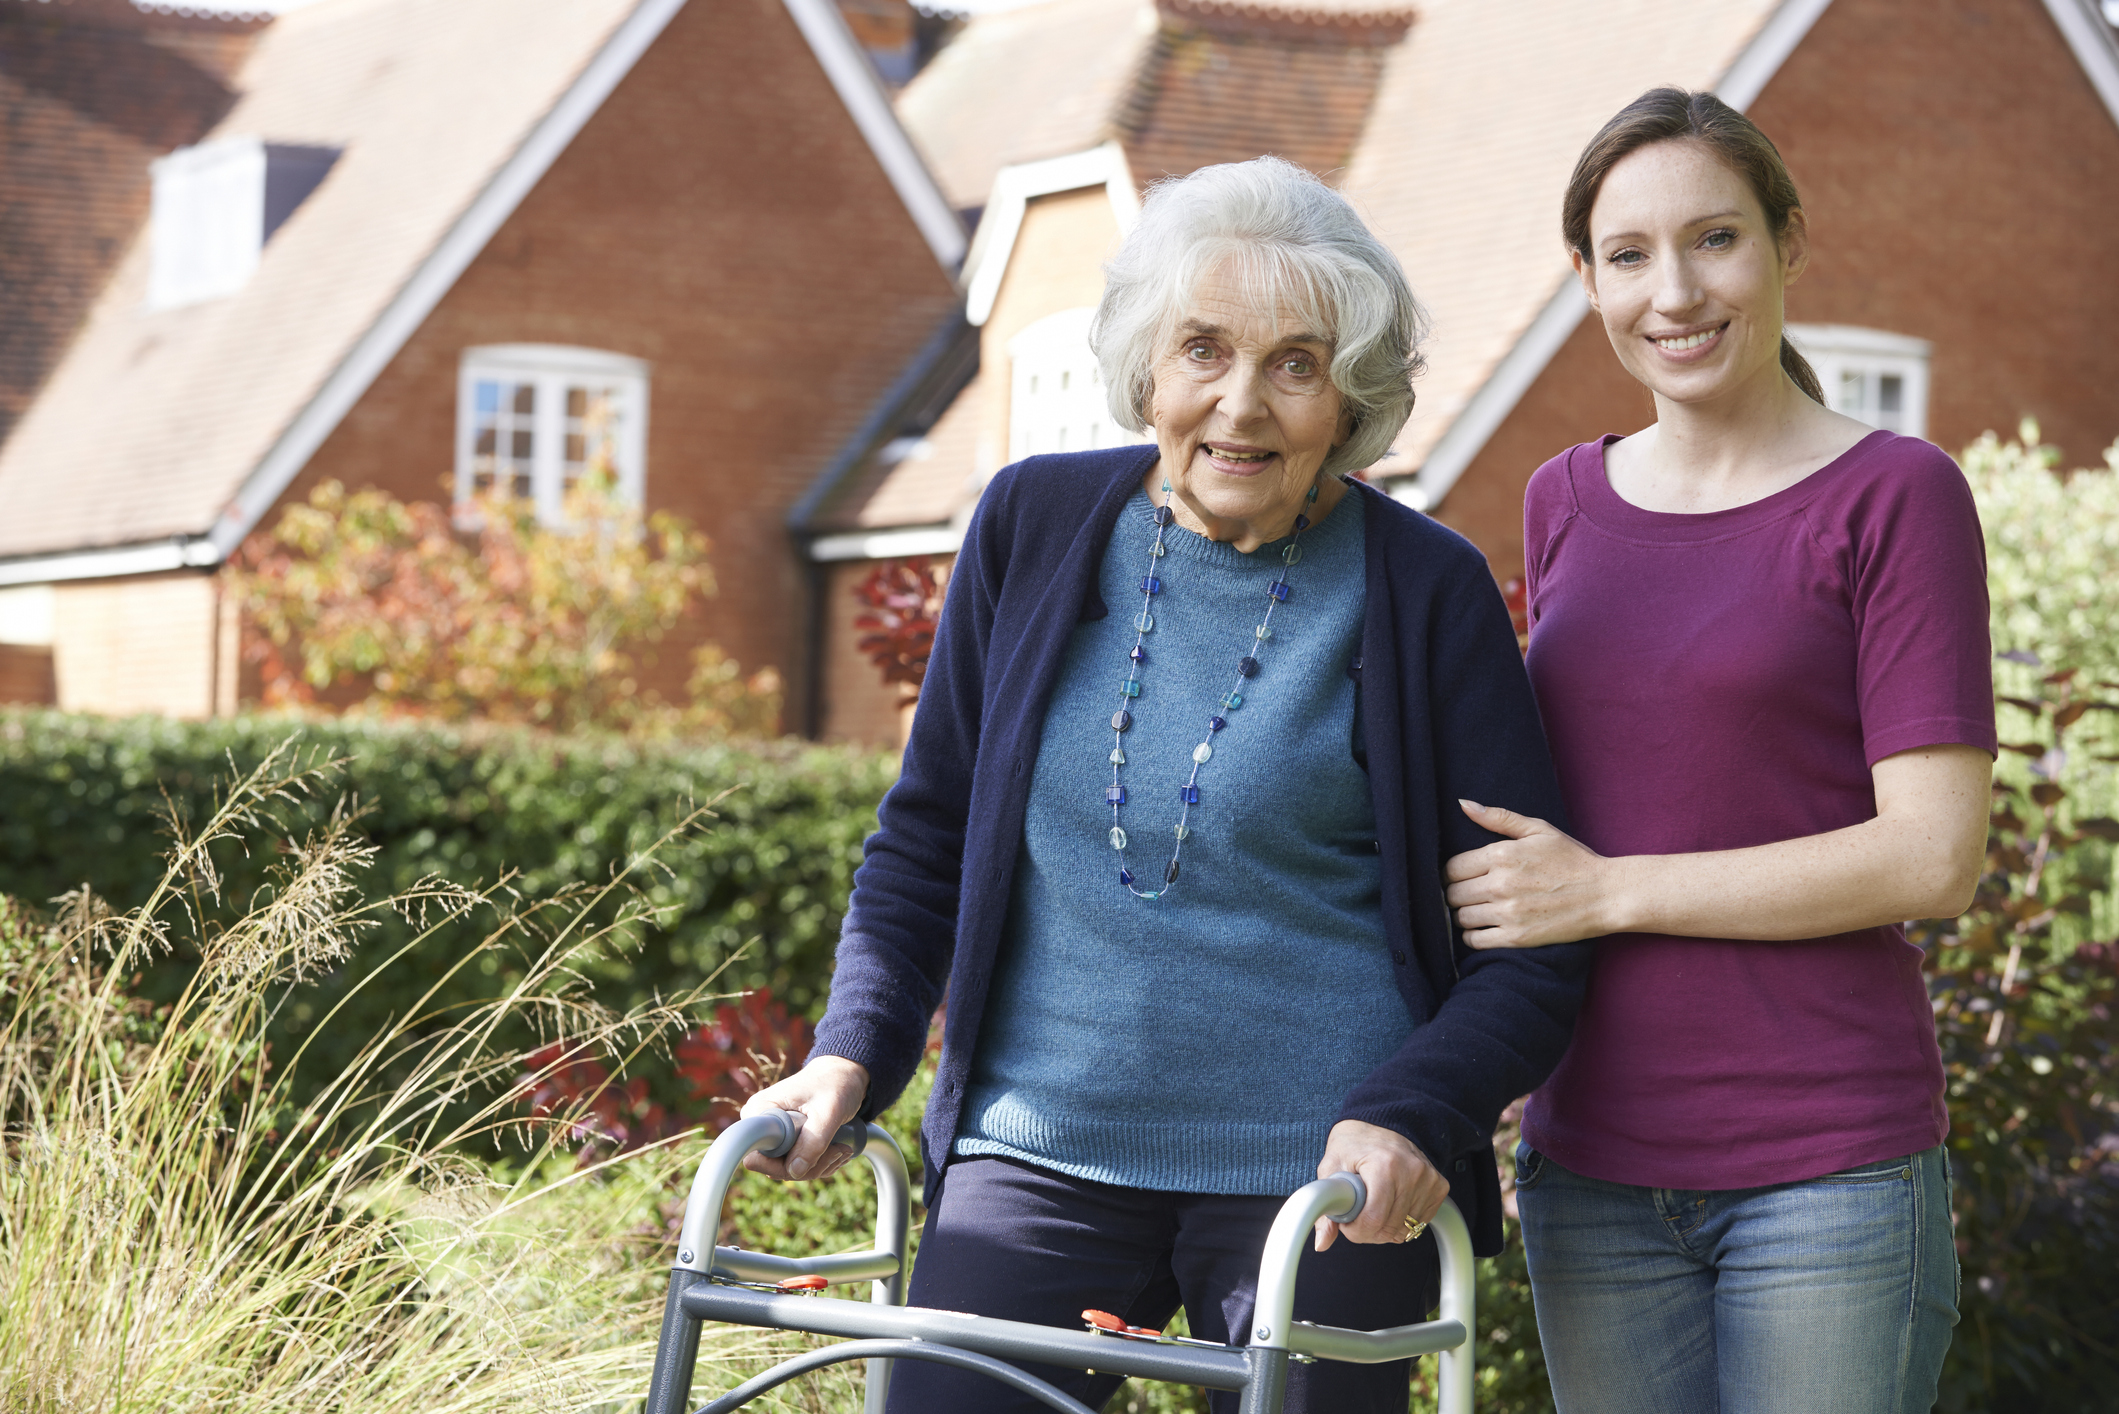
[0,710,897,1100]
[1925,428,2119,1412]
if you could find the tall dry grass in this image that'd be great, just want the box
[0,743,840,1413]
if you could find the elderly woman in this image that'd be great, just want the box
[742,156,1589,1414]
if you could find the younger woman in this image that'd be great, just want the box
[1443,89,1994,1413]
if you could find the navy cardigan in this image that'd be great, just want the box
[811,446,1590,1257]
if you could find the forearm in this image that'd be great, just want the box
[1603,811,1980,941]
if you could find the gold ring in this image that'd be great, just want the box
[1403,1216,1428,1242]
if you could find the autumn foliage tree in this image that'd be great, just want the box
[852,556,945,702]
[233,472,779,735]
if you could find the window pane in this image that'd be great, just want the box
[475,380,500,415]
[474,427,496,456]
[566,386,587,417]
[510,430,533,458]
[511,384,536,415]
[565,433,585,464]
[1878,374,1903,414]
[1838,369,1866,417]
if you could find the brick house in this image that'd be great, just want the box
[801,0,2119,745]
[0,0,964,721]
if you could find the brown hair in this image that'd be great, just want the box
[1561,87,1825,404]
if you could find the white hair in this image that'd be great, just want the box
[1090,156,1427,477]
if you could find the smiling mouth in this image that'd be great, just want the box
[1651,324,1726,352]
[1204,444,1276,464]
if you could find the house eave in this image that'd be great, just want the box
[0,537,222,589]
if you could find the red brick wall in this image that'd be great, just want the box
[286,0,961,724]
[0,644,55,705]
[1439,0,2119,569]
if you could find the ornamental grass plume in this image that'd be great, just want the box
[0,743,834,1413]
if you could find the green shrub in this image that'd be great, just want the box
[0,710,897,1097]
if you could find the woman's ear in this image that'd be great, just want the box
[1571,247,1599,312]
[1779,207,1812,288]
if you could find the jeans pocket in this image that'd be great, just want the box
[1814,1152,1915,1185]
[1512,1140,1547,1190]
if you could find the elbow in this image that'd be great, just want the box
[1912,842,1983,922]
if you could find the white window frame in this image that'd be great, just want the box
[1005,307,1149,463]
[454,345,649,525]
[1786,324,1931,439]
[150,137,267,310]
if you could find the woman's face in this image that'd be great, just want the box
[1147,260,1349,544]
[1575,138,1808,408]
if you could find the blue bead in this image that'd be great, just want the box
[1120,679,1141,698]
[1107,785,1127,805]
[1129,646,1146,662]
[1120,868,1134,886]
[1151,506,1173,526]
[1112,710,1132,731]
[1178,785,1200,804]
[1237,656,1259,677]
[1222,691,1244,710]
[1141,576,1161,595]
[1294,514,1309,531]
[1164,859,1181,885]
[1208,715,1226,732]
[1268,582,1290,602]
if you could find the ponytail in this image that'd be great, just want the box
[1780,334,1824,405]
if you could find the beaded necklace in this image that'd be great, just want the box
[1106,480,1319,899]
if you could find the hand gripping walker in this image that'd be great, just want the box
[644,1110,1478,1414]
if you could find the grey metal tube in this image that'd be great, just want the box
[861,1127,912,1414]
[1247,1174,1366,1348]
[1285,1317,1468,1363]
[694,1339,1100,1414]
[681,1282,1252,1391]
[1430,1198,1475,1414]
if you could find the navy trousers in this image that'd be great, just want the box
[885,1155,1440,1414]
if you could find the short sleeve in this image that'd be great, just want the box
[1844,441,1998,767]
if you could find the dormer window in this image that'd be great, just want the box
[1006,307,1149,462]
[148,138,338,310]
[454,345,649,525]
[1787,325,1931,438]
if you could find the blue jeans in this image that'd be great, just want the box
[1514,1144,1958,1414]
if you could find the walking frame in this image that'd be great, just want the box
[644,1111,1477,1414]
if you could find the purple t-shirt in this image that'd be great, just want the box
[1518,430,1996,1190]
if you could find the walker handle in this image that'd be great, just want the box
[1323,1171,1367,1225]
[756,1107,869,1161]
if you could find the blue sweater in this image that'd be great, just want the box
[812,446,1590,1256]
[956,489,1412,1194]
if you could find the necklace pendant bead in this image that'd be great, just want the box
[1282,543,1302,565]
[1294,513,1310,530]
[1192,742,1212,763]
[1178,785,1200,805]
[1120,867,1134,886]
[1237,656,1259,677]
[1136,611,1155,632]
[1129,646,1146,662]
[1256,624,1272,641]
[1208,715,1226,732]
[1151,505,1173,526]
[1110,747,1126,764]
[1164,859,1181,885]
[1120,679,1140,698]
[1174,824,1189,840]
[1152,542,1166,557]
[1140,575,1161,595]
[1112,710,1132,731]
[1222,692,1244,710]
[1109,826,1127,849]
[1106,785,1127,805]
[1268,582,1290,603]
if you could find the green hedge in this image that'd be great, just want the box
[0,709,897,1082]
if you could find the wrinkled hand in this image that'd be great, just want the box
[1445,799,1615,949]
[739,1055,870,1183]
[1313,1120,1447,1252]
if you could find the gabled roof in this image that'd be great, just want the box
[1347,0,1819,500]
[0,0,266,445]
[896,0,1158,212]
[0,0,964,584]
